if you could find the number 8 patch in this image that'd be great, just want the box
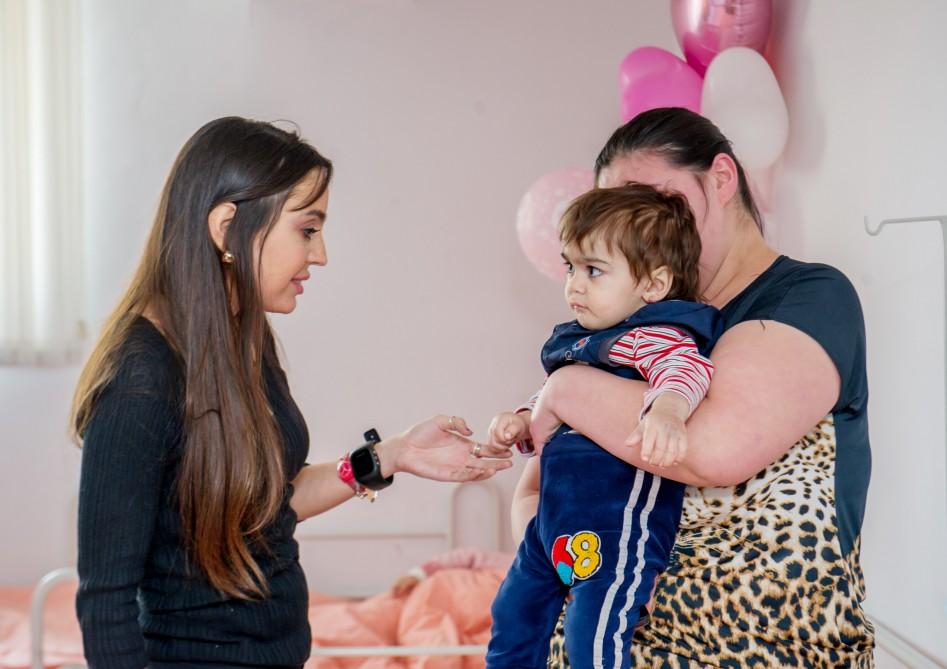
[551,531,603,586]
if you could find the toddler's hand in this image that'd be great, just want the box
[626,393,690,468]
[488,411,531,447]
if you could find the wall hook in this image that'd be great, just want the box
[864,214,947,236]
[864,213,947,527]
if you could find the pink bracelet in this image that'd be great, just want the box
[337,453,376,502]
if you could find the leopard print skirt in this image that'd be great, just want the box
[546,416,875,668]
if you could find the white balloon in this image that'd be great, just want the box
[701,47,788,170]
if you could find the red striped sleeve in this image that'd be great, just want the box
[607,326,714,418]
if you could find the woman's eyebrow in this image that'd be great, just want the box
[301,209,326,221]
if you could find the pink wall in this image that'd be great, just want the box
[768,1,947,663]
[0,0,675,592]
[3,2,942,664]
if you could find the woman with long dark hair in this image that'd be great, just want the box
[71,117,511,669]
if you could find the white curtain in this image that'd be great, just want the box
[0,0,83,365]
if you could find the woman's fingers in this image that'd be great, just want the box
[474,441,513,459]
[436,414,473,436]
[464,468,500,482]
[453,460,508,482]
[451,415,473,436]
[464,449,512,471]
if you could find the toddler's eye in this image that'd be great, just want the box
[588,266,602,278]
[564,262,575,275]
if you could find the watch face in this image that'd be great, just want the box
[350,446,376,478]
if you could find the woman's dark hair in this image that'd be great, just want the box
[594,107,762,231]
[71,117,332,599]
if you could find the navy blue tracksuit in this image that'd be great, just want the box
[487,301,722,669]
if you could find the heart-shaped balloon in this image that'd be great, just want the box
[618,47,703,123]
[671,0,773,76]
[516,169,595,281]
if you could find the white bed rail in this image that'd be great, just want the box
[31,568,947,667]
[28,564,488,668]
[30,566,82,669]
[296,479,504,551]
[29,481,503,668]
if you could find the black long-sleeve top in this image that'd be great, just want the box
[76,317,311,669]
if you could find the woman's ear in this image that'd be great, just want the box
[708,153,740,208]
[643,266,673,303]
[207,202,237,252]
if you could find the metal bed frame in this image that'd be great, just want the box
[29,480,503,669]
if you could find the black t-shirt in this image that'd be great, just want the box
[719,255,870,557]
[76,317,311,668]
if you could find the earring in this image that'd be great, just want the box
[221,250,235,264]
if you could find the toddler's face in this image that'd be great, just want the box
[562,237,648,330]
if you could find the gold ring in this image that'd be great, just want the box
[472,443,483,458]
[448,416,455,431]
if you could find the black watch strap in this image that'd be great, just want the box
[351,428,394,491]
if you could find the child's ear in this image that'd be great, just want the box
[643,266,673,303]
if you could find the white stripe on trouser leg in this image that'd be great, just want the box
[592,469,645,669]
[611,475,661,668]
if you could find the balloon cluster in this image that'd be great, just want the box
[517,0,785,281]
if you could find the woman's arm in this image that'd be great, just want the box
[290,461,361,520]
[292,415,513,522]
[531,320,840,487]
[77,388,176,669]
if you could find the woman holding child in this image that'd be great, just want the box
[510,108,874,668]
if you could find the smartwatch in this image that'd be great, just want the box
[350,428,394,491]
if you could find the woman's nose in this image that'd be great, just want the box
[309,238,327,266]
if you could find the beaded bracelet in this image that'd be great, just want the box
[337,452,377,502]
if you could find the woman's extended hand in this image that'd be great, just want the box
[378,415,513,483]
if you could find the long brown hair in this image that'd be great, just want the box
[70,117,332,599]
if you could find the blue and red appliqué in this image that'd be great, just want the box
[551,531,603,586]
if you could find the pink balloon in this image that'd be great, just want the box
[516,169,594,281]
[618,47,703,123]
[671,0,773,76]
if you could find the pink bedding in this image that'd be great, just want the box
[305,568,503,669]
[0,569,504,669]
[0,584,83,669]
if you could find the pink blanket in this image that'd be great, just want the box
[0,569,504,669]
[305,569,504,669]
[0,585,83,669]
